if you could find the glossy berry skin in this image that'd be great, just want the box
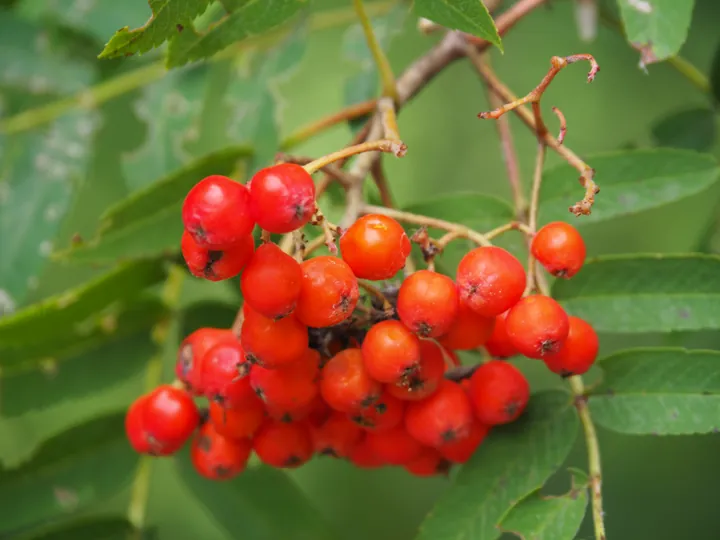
[209,398,265,440]
[240,243,302,319]
[405,447,451,477]
[438,420,490,464]
[531,221,586,278]
[182,175,255,249]
[250,348,320,411]
[405,379,473,447]
[311,412,363,458]
[253,420,314,468]
[386,339,446,401]
[456,246,526,318]
[349,435,386,469]
[176,328,236,395]
[468,360,530,426]
[339,214,411,280]
[294,256,359,328]
[181,230,254,282]
[201,341,254,407]
[320,348,382,413]
[505,295,570,359]
[365,425,424,465]
[361,320,422,384]
[484,311,518,359]
[142,385,200,454]
[267,393,332,425]
[396,270,459,338]
[191,421,252,481]
[543,316,599,376]
[439,302,495,351]
[249,163,316,234]
[350,390,405,432]
[125,395,152,454]
[241,308,308,368]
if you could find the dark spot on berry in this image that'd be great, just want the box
[203,250,223,279]
[360,392,380,408]
[293,204,306,220]
[352,415,374,428]
[285,455,302,467]
[552,268,569,279]
[176,23,184,32]
[336,293,352,314]
[236,361,250,378]
[191,224,206,242]
[441,429,458,443]
[403,373,426,392]
[416,321,433,337]
[214,465,232,478]
[539,339,559,355]
[399,363,421,387]
[560,369,574,378]
[374,402,387,414]
[245,352,263,366]
[504,399,520,419]
[197,434,212,452]
[320,447,339,458]
[198,407,210,425]
[254,387,266,401]
[280,412,294,423]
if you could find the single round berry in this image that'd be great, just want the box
[405,379,473,448]
[250,348,320,411]
[543,316,599,376]
[456,246,526,317]
[294,256,359,328]
[320,348,382,413]
[240,242,302,319]
[396,270,459,338]
[531,221,586,278]
[241,308,308,368]
[182,175,255,249]
[125,395,152,454]
[311,412,364,458]
[468,360,530,425]
[361,320,422,385]
[505,295,570,359]
[201,340,254,407]
[191,420,252,481]
[386,339,446,401]
[253,420,314,468]
[484,311,518,359]
[181,230,254,282]
[439,302,495,351]
[176,328,236,395]
[438,420,490,464]
[349,435,386,469]
[249,163,316,234]
[339,214,411,280]
[350,390,405,432]
[266,393,332,425]
[142,385,200,454]
[365,425,424,465]
[404,447,451,477]
[209,398,265,440]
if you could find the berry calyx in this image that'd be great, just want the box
[181,230,254,282]
[468,360,530,425]
[209,398,265,440]
[438,420,490,464]
[250,348,320,411]
[191,420,252,480]
[439,302,495,351]
[484,311,518,359]
[294,256,359,328]
[404,379,473,447]
[350,390,405,432]
[311,412,363,458]
[241,308,308,368]
[386,339,446,401]
[396,270,459,338]
[141,385,200,455]
[320,348,382,413]
[176,328,236,395]
[339,214,411,280]
[361,320,422,384]
[253,420,314,468]
[249,163,316,234]
[240,242,302,319]
[505,295,570,359]
[543,316,599,376]
[404,447,451,477]
[531,221,586,278]
[201,340,254,407]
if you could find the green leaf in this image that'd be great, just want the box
[499,473,589,540]
[711,40,720,105]
[538,149,720,225]
[166,0,307,68]
[416,391,579,540]
[181,301,238,336]
[0,259,166,345]
[651,108,717,152]
[589,348,720,435]
[17,517,134,540]
[616,0,695,64]
[552,253,720,333]
[175,453,338,540]
[0,110,100,310]
[414,0,502,49]
[0,413,137,536]
[99,0,213,59]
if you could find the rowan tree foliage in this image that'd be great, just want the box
[1,0,720,539]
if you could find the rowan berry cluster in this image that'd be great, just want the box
[125,164,599,481]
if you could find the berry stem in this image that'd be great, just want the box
[275,154,354,188]
[378,96,401,141]
[127,456,152,539]
[484,220,534,241]
[311,208,339,254]
[569,375,607,540]
[231,305,245,338]
[358,280,393,312]
[353,0,399,102]
[303,138,407,175]
[524,142,547,296]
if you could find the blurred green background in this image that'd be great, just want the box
[1,0,720,538]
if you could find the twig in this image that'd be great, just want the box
[311,208,339,254]
[275,154,354,188]
[378,96,401,140]
[359,281,393,311]
[524,143,547,296]
[353,0,399,102]
[303,138,407,174]
[552,106,568,145]
[485,220,534,240]
[370,157,394,208]
[231,305,245,338]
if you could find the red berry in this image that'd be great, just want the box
[249,163,316,234]
[142,385,200,454]
[456,246,526,317]
[320,348,382,413]
[182,175,255,249]
[405,447,451,477]
[439,302,495,351]
[201,340,254,407]
[253,420,314,468]
[350,390,405,432]
[484,311,518,359]
[396,270,459,338]
[361,320,422,384]
[405,379,473,447]
[191,420,252,480]
[438,420,490,464]
[176,328,236,395]
[125,395,152,454]
[241,308,308,368]
[543,316,599,376]
[267,393,332,425]
[311,412,364,458]
[250,348,320,411]
[240,242,302,319]
[505,295,570,359]
[181,230,254,281]
[294,256,359,328]
[339,214,411,280]
[531,221,586,278]
[365,425,424,465]
[386,339,446,401]
[468,360,530,425]
[209,398,265,441]
[349,434,386,469]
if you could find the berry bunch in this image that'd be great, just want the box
[126,165,599,481]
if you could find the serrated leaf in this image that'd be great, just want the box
[651,108,717,152]
[617,0,695,65]
[0,259,166,346]
[552,254,720,333]
[538,149,720,225]
[175,452,338,540]
[99,0,213,59]
[414,0,502,49]
[17,517,134,540]
[166,0,307,68]
[589,348,720,435]
[499,474,589,540]
[0,110,100,311]
[0,413,137,536]
[416,391,579,540]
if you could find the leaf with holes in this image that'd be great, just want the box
[416,391,578,540]
[651,108,717,152]
[414,0,502,48]
[538,149,720,225]
[589,348,720,435]
[552,254,720,333]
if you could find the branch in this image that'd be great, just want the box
[354,0,398,101]
[303,138,407,174]
[275,154,354,188]
[524,142,546,296]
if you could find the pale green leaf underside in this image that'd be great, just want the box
[414,0,502,48]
